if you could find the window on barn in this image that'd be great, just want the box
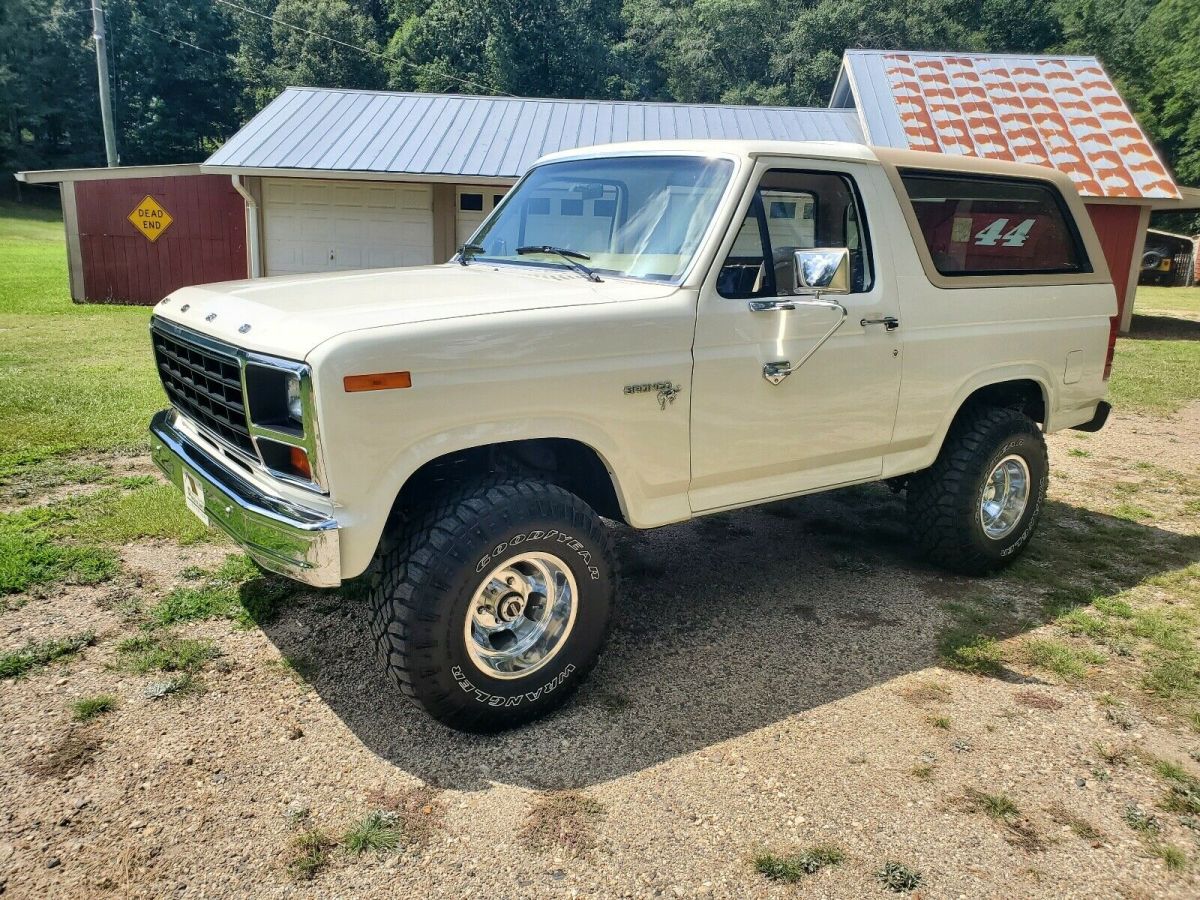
[459,193,484,211]
[900,172,1090,276]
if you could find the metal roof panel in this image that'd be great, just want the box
[205,88,865,179]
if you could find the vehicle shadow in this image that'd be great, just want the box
[251,483,1200,791]
[1127,312,1200,341]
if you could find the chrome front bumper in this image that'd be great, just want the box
[149,409,341,587]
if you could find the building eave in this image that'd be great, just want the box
[198,165,519,185]
[15,163,203,184]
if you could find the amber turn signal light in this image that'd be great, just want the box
[289,446,312,479]
[343,371,412,392]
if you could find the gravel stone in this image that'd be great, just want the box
[0,406,1198,897]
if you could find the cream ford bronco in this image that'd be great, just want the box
[148,140,1116,730]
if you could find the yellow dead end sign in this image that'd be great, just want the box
[127,195,174,242]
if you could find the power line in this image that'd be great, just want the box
[213,0,514,97]
[138,23,235,60]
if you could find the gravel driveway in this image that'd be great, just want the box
[2,406,1198,898]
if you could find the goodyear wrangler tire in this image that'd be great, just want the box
[366,479,616,732]
[906,406,1048,575]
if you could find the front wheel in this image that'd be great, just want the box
[906,406,1048,575]
[366,479,616,731]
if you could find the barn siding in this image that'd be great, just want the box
[1085,203,1147,333]
[75,174,246,304]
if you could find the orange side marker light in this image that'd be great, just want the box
[343,371,412,392]
[289,446,312,479]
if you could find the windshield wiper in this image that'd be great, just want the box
[516,245,602,282]
[457,242,485,266]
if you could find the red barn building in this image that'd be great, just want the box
[15,164,247,304]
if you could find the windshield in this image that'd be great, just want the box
[465,155,734,282]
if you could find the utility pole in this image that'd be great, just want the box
[91,0,119,166]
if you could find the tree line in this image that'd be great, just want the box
[2,0,1197,229]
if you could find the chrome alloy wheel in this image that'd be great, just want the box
[464,552,578,679]
[979,454,1031,540]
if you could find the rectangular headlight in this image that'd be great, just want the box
[242,358,325,492]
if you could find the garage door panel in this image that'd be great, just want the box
[264,178,433,276]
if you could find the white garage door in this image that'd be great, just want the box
[263,179,433,275]
[456,187,509,248]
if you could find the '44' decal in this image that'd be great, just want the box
[974,217,1036,247]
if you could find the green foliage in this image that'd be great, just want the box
[62,484,215,546]
[1135,0,1200,188]
[72,694,117,721]
[965,788,1019,820]
[1123,804,1162,833]
[0,505,119,594]
[1154,843,1188,872]
[1024,638,1104,681]
[150,554,291,626]
[3,0,1198,208]
[103,0,244,165]
[936,597,1007,675]
[286,828,334,880]
[342,810,404,854]
[753,845,845,881]
[877,861,922,892]
[116,633,218,673]
[0,631,95,679]
[0,203,164,471]
[269,0,388,93]
[1107,326,1200,419]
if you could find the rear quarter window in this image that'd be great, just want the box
[900,171,1090,277]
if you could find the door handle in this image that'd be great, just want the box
[763,361,792,385]
[861,316,900,331]
[748,299,796,312]
[760,302,849,385]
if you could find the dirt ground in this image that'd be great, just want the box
[2,406,1199,899]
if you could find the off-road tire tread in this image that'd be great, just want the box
[906,405,1047,575]
[364,478,615,731]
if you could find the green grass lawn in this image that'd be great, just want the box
[0,199,218,599]
[1135,284,1200,316]
[1110,285,1200,416]
[0,199,162,477]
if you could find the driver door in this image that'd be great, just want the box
[689,161,903,512]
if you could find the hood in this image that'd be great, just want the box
[152,263,676,359]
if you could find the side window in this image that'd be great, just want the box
[717,169,873,299]
[899,172,1090,276]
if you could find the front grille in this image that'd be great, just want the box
[152,324,255,455]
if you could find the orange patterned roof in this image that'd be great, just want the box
[873,52,1180,200]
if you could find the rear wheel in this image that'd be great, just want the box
[906,406,1048,575]
[366,478,616,731]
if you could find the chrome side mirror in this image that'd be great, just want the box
[794,248,850,295]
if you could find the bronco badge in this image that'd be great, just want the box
[624,381,682,410]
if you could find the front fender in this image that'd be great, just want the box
[308,299,700,580]
[334,418,692,579]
